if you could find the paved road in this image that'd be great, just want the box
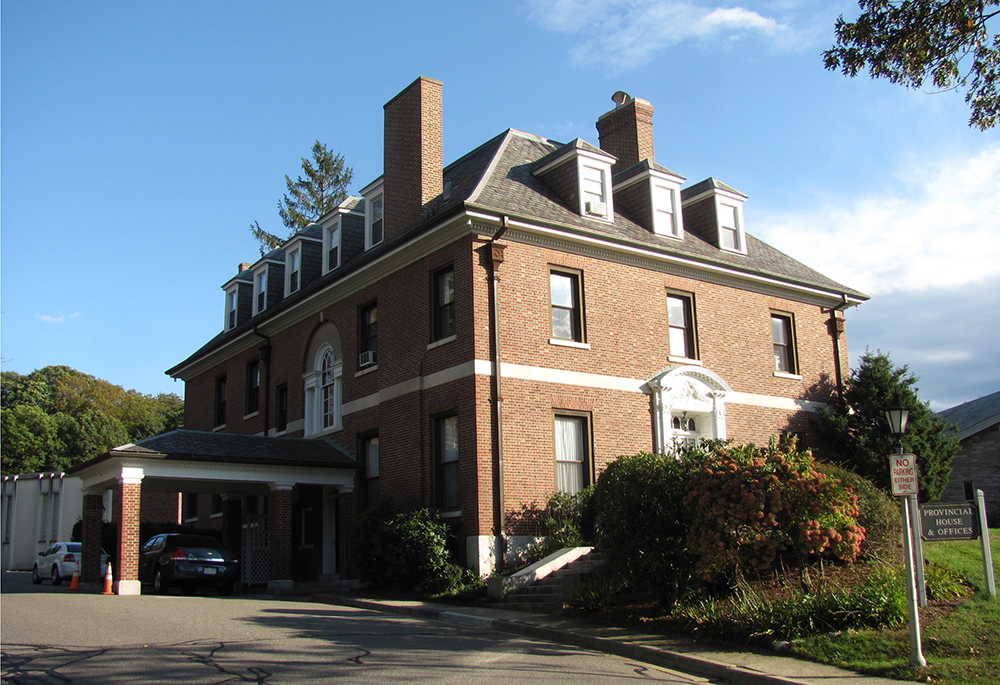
[1,572,715,684]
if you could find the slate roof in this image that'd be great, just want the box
[67,430,358,473]
[169,125,867,375]
[938,390,1000,438]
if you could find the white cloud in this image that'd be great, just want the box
[36,312,80,323]
[524,0,793,71]
[756,145,1000,295]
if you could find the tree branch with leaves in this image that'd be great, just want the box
[250,140,354,254]
[824,0,1000,130]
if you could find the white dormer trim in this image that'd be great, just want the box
[614,168,685,239]
[361,178,385,250]
[682,185,748,255]
[323,217,341,273]
[223,285,238,331]
[285,243,302,296]
[252,265,268,316]
[577,152,614,222]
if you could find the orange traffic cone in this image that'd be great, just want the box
[101,562,114,595]
[68,562,81,591]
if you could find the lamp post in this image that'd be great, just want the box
[885,395,926,668]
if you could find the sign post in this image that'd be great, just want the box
[889,453,926,667]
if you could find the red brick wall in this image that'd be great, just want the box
[113,481,141,582]
[82,494,105,582]
[596,98,655,172]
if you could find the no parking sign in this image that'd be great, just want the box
[889,453,918,496]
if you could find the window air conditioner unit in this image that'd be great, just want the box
[359,350,377,367]
[586,200,606,216]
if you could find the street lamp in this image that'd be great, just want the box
[885,394,926,668]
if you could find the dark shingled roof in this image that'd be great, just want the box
[938,390,1000,437]
[68,430,357,472]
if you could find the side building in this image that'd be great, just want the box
[70,76,868,591]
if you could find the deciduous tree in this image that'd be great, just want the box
[824,1,1000,130]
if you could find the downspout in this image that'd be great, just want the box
[828,295,851,401]
[481,217,508,570]
[253,327,272,436]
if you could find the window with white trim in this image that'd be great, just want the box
[253,268,268,315]
[554,413,590,495]
[325,221,341,272]
[432,265,455,341]
[652,181,683,237]
[286,247,301,294]
[304,343,342,436]
[581,163,608,218]
[367,194,384,248]
[225,288,238,331]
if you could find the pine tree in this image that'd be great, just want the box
[250,141,354,254]
[812,350,960,500]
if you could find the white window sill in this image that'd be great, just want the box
[355,364,378,378]
[183,517,198,524]
[305,424,343,439]
[210,512,223,519]
[773,371,803,380]
[427,334,457,351]
[440,510,462,519]
[212,424,227,432]
[549,338,591,350]
[243,411,260,421]
[668,356,702,366]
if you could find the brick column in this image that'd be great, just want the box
[112,467,143,595]
[267,483,294,594]
[81,491,105,582]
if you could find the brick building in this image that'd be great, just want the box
[70,76,867,592]
[938,390,1000,524]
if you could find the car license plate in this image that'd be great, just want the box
[203,567,217,575]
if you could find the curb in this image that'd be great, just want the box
[312,595,886,685]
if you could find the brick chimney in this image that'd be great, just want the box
[596,95,655,174]
[383,76,444,241]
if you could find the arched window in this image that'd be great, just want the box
[321,351,337,429]
[303,325,343,436]
[647,366,732,454]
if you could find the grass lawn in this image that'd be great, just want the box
[789,528,999,684]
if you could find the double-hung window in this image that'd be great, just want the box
[358,301,378,368]
[245,359,260,415]
[320,351,338,429]
[432,266,455,341]
[581,164,608,217]
[275,383,288,433]
[667,293,698,360]
[554,413,590,495]
[550,269,584,343]
[718,202,742,252]
[771,312,798,374]
[362,434,379,509]
[368,195,384,248]
[254,269,268,314]
[435,414,459,510]
[226,289,238,330]
[287,248,301,294]
[326,222,340,272]
[214,375,227,428]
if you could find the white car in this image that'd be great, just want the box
[32,542,108,585]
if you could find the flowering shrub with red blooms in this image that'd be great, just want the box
[683,437,865,581]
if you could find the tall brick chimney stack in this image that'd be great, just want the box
[595,95,655,174]
[383,76,444,241]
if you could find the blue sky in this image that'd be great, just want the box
[2,1,997,411]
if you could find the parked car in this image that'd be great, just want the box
[138,533,239,596]
[32,542,108,585]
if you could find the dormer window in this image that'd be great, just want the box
[578,155,614,221]
[532,140,615,223]
[367,193,384,249]
[719,202,742,252]
[224,288,238,331]
[286,247,301,294]
[253,268,267,315]
[325,220,341,272]
[652,180,683,238]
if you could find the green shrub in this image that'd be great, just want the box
[924,561,968,600]
[565,574,617,612]
[351,501,466,593]
[685,437,865,582]
[590,450,699,603]
[815,462,901,561]
[537,488,594,557]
